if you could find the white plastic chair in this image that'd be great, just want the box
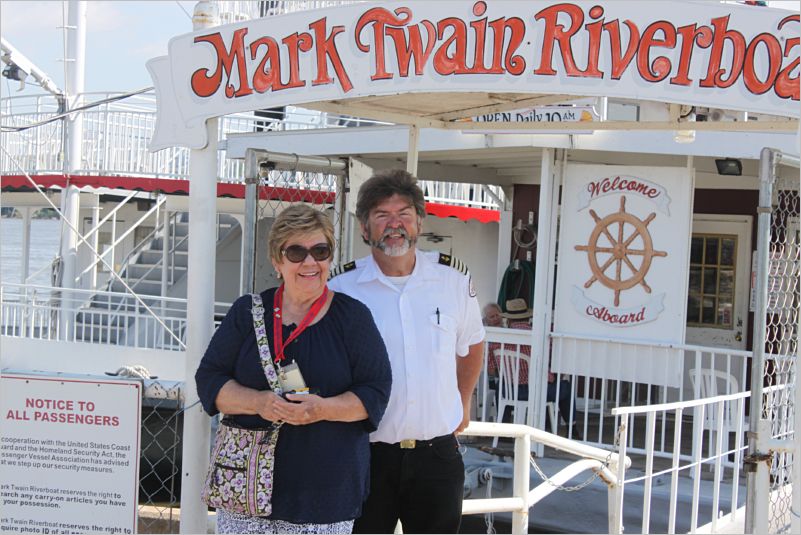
[689,368,747,461]
[492,349,557,446]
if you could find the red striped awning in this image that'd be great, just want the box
[1,174,499,223]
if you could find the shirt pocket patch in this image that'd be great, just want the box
[430,313,457,357]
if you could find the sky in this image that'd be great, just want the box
[0,0,799,98]
[0,1,196,97]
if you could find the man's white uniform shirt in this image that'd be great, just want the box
[328,250,485,444]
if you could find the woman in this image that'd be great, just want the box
[196,205,392,534]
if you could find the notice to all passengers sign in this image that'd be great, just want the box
[0,374,141,534]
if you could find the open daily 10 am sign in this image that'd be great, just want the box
[0,375,141,535]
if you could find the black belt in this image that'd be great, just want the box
[376,434,455,450]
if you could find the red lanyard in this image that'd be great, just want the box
[272,284,328,363]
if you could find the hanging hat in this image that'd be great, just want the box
[503,298,532,319]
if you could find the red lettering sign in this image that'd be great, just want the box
[185,3,799,104]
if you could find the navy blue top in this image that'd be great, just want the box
[196,288,391,524]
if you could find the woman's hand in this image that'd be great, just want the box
[277,394,329,425]
[254,390,295,423]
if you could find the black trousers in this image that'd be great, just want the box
[353,435,465,534]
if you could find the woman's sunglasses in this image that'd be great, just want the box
[281,243,332,263]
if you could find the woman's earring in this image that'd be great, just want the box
[276,271,282,280]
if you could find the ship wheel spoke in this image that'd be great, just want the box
[626,249,646,256]
[622,255,640,276]
[600,226,619,248]
[583,255,617,288]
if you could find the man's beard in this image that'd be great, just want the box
[370,226,415,257]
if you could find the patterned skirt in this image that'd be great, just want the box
[216,510,354,534]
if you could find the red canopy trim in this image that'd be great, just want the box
[425,202,500,223]
[2,175,500,223]
[0,174,334,204]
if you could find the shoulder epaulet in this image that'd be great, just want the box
[438,252,469,276]
[329,261,357,280]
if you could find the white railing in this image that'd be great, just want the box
[550,333,755,455]
[0,92,503,210]
[458,421,630,535]
[477,329,775,459]
[611,391,753,534]
[0,283,234,351]
[0,283,185,350]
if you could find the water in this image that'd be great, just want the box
[0,218,61,286]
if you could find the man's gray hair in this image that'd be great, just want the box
[355,169,426,225]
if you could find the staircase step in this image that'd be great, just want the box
[110,279,164,295]
[125,264,186,281]
[138,250,188,267]
[149,236,189,252]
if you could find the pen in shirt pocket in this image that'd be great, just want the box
[436,307,440,325]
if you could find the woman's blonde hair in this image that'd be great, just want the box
[267,205,335,264]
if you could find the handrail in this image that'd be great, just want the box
[613,390,751,415]
[77,196,166,280]
[550,331,755,358]
[122,211,182,292]
[81,189,139,241]
[24,259,56,285]
[460,421,630,535]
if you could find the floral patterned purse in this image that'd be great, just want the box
[201,293,284,516]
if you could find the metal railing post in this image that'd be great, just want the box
[512,433,530,535]
[745,147,776,534]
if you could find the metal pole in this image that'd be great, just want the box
[91,199,99,289]
[20,207,31,283]
[407,125,419,175]
[334,172,347,266]
[745,147,776,534]
[496,186,513,297]
[512,433,531,535]
[179,3,219,533]
[59,0,86,339]
[160,198,169,299]
[241,175,258,295]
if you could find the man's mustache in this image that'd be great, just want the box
[381,226,409,239]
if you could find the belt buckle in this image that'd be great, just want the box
[399,439,416,449]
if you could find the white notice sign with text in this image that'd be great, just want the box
[0,374,141,534]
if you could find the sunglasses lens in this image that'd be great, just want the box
[284,245,308,263]
[310,244,331,261]
[283,244,331,263]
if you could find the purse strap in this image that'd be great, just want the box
[251,293,284,396]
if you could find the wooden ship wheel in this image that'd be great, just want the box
[575,196,668,306]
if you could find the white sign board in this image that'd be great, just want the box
[0,374,141,535]
[553,164,693,387]
[147,1,800,149]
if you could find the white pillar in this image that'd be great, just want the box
[529,148,559,457]
[59,0,87,338]
[179,4,218,533]
[20,207,31,283]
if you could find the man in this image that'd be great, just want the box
[328,169,485,534]
[482,302,504,328]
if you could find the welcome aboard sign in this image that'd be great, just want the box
[553,164,692,387]
[148,1,799,149]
